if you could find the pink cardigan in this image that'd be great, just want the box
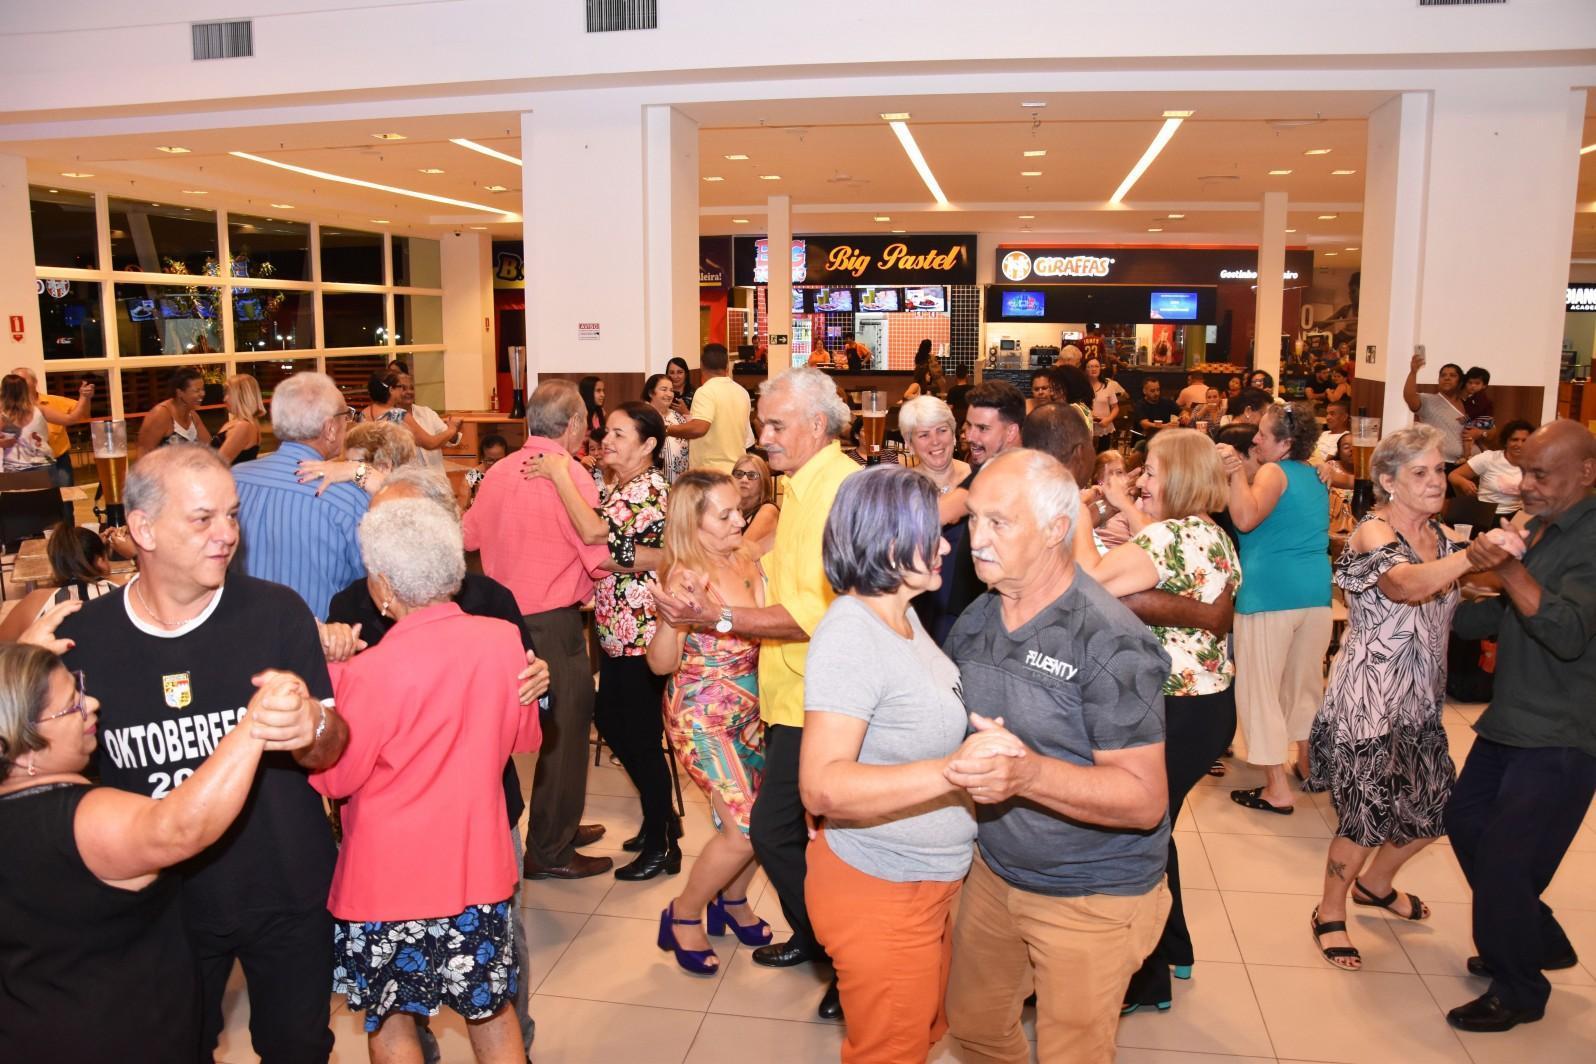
[311,603,540,921]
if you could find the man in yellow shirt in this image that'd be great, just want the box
[654,365,857,1019]
[11,365,90,485]
[669,344,753,473]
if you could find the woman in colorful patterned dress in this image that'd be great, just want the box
[1305,425,1485,971]
[1073,427,1240,1013]
[527,401,676,881]
[645,470,771,974]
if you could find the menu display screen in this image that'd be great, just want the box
[1001,290,1045,317]
[1149,291,1199,321]
[814,287,854,312]
[858,288,900,311]
[792,287,807,313]
[904,285,946,312]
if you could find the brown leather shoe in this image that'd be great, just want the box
[523,851,614,880]
[573,823,607,848]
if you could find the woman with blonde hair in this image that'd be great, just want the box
[646,470,771,974]
[731,453,779,551]
[213,373,266,465]
[1074,427,1241,1013]
[295,420,418,496]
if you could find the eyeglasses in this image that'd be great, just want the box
[37,671,88,724]
[730,470,761,481]
[342,407,360,422]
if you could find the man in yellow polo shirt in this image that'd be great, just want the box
[11,365,90,486]
[653,365,857,1019]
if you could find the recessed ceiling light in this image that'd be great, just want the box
[469,226,488,230]
[483,184,509,192]
[891,229,907,234]
[1021,170,1043,177]
[1024,150,1047,157]
[1110,114,1189,205]
[149,202,161,207]
[371,132,407,141]
[1147,227,1164,232]
[59,171,93,178]
[418,168,445,174]
[46,188,58,193]
[1163,110,1196,119]
[1285,228,1297,233]
[1345,246,1359,251]
[450,138,522,166]
[155,145,190,154]
[1324,251,1339,256]
[1018,214,1035,219]
[732,218,750,224]
[182,189,207,194]
[1304,148,1333,155]
[759,174,781,181]
[1167,213,1185,219]
[880,112,911,121]
[270,203,294,209]
[1021,101,1048,108]
[702,176,724,182]
[1331,169,1359,175]
[370,218,390,224]
[1318,213,1339,220]
[873,215,891,222]
[723,154,749,161]
[1268,169,1293,175]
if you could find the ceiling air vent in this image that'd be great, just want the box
[1417,1,1507,7]
[192,20,253,60]
[587,0,658,32]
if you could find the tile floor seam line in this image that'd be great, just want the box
[527,906,600,998]
[1408,963,1480,1064]
[1234,954,1288,1063]
[530,989,718,1017]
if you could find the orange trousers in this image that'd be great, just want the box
[805,831,962,1064]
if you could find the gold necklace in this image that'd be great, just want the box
[135,579,206,630]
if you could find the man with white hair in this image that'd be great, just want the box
[654,365,859,1019]
[941,448,1173,1064]
[59,444,351,1063]
[233,371,369,620]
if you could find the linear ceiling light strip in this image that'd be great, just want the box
[228,151,516,217]
[450,138,524,166]
[888,121,949,207]
[1109,116,1186,206]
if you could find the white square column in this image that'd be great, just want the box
[766,194,793,377]
[0,154,44,371]
[643,105,700,372]
[439,231,494,409]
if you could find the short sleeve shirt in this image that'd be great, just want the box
[1129,517,1241,696]
[1415,393,1466,462]
[594,469,668,657]
[687,375,753,473]
[1466,449,1522,514]
[945,572,1171,896]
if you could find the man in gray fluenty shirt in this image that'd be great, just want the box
[941,448,1172,1064]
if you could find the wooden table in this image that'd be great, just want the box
[10,535,135,593]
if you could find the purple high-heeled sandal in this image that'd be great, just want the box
[706,893,773,946]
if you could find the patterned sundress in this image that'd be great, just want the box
[663,628,765,835]
[1307,515,1460,846]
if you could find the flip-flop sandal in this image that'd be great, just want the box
[1352,879,1429,921]
[1229,786,1294,815]
[1311,907,1362,971]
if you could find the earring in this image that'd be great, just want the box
[26,755,37,777]
[378,600,392,618]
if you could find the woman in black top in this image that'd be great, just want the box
[0,643,299,1063]
[578,374,607,471]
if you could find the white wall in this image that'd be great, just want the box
[439,231,493,408]
[0,154,44,373]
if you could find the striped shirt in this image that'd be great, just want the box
[233,440,369,619]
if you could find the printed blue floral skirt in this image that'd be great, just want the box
[332,899,518,1032]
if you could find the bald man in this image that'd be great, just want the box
[1443,420,1596,1032]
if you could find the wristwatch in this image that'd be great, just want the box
[714,606,734,634]
[352,461,368,489]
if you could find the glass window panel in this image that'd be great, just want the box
[234,358,318,401]
[37,278,105,360]
[227,214,311,281]
[393,294,443,345]
[120,364,228,428]
[113,282,222,357]
[320,228,384,285]
[324,353,391,411]
[108,198,219,277]
[407,351,445,410]
[233,288,313,352]
[42,370,112,481]
[392,236,441,288]
[323,293,387,348]
[30,187,98,270]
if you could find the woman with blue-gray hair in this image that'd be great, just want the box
[799,465,1024,1062]
[310,497,542,1061]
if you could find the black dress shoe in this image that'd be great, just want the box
[1446,993,1544,1032]
[621,814,684,853]
[751,938,813,968]
[1466,951,1579,978]
[573,823,607,848]
[817,978,844,1020]
[613,837,682,881]
[522,852,614,880]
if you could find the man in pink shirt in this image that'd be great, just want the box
[464,379,615,879]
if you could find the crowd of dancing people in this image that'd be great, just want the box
[1,345,1593,1064]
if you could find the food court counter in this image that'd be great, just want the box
[733,366,916,407]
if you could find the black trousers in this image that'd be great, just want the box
[1445,737,1596,1013]
[191,904,334,1064]
[1124,687,1237,1007]
[594,652,673,834]
[750,723,824,959]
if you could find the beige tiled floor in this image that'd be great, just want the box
[216,702,1595,1063]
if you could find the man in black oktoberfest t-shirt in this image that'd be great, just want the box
[61,445,351,1064]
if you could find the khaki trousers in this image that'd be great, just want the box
[945,853,1170,1064]
[1233,606,1332,766]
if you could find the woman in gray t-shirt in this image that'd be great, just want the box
[801,466,1022,1062]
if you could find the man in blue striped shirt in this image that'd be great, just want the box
[233,372,368,619]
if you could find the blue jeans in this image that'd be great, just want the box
[1444,737,1596,1012]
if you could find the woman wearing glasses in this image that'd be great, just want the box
[731,453,779,553]
[0,643,308,1063]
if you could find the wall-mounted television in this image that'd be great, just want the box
[1001,290,1045,318]
[814,287,854,312]
[1149,290,1199,321]
[792,287,807,313]
[904,285,946,312]
[858,287,900,312]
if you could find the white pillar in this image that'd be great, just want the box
[643,105,700,373]
[766,194,792,377]
[1253,190,1288,386]
[440,231,493,409]
[1357,91,1433,430]
[0,154,44,371]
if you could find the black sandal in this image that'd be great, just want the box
[1352,879,1429,921]
[1311,908,1362,971]
[1229,786,1294,815]
[1207,760,1227,778]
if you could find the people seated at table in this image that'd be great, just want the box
[0,522,122,645]
[135,366,210,454]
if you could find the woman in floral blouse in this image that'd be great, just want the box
[1073,427,1240,1015]
[527,400,677,880]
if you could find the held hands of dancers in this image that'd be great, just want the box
[944,713,1034,804]
[1466,522,1529,572]
[246,670,319,751]
[650,569,720,629]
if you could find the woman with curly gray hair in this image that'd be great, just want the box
[1303,425,1495,970]
[1217,401,1331,815]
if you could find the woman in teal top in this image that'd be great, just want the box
[1217,402,1331,815]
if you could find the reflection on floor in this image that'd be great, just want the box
[217,701,1596,1063]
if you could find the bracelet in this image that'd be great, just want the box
[352,462,368,489]
[313,700,329,741]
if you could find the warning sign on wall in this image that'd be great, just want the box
[577,322,600,342]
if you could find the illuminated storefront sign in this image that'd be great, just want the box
[996,245,1313,287]
[736,234,976,286]
[1567,285,1596,312]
